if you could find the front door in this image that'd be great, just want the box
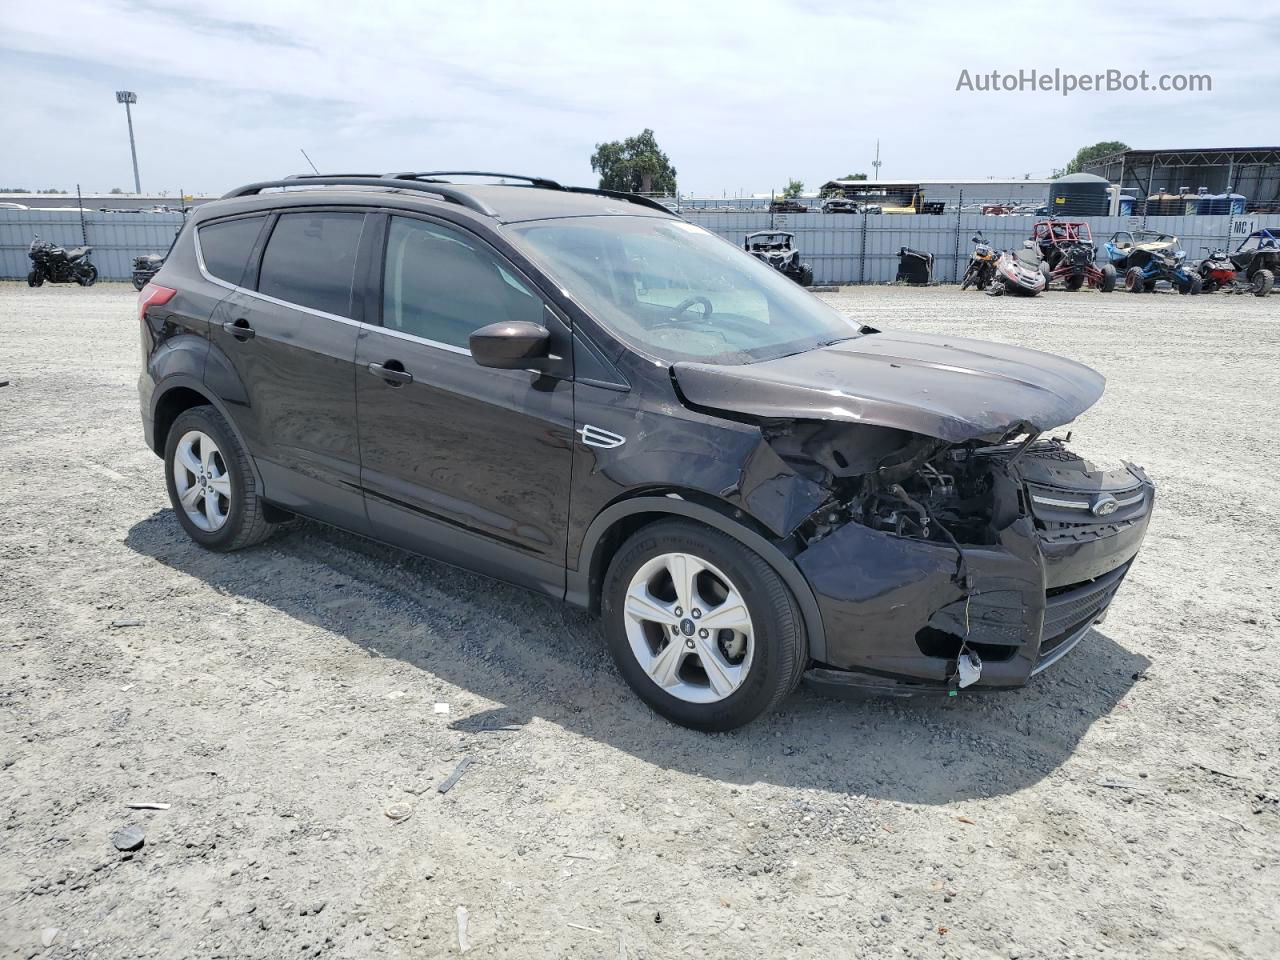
[209,209,369,530]
[355,213,574,597]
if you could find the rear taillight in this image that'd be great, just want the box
[137,283,176,323]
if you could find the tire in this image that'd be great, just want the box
[1251,269,1274,297]
[164,405,276,552]
[1039,262,1051,285]
[132,275,147,291]
[960,269,974,291]
[1179,276,1202,295]
[601,519,807,731]
[1125,267,1145,292]
[1099,264,1117,293]
[27,270,43,287]
[76,264,98,287]
[985,280,1005,296]
[799,266,814,287]
[1064,274,1085,292]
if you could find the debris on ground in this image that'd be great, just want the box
[384,802,414,821]
[456,906,471,953]
[433,702,450,715]
[111,825,145,852]
[438,757,473,794]
[108,618,143,629]
[125,801,170,810]
[41,928,59,947]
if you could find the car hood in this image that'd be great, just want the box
[672,330,1105,443]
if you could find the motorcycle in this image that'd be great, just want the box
[27,235,98,287]
[959,231,997,290]
[985,241,1046,297]
[132,254,166,291]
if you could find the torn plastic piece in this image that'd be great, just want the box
[957,650,983,689]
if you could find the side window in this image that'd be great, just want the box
[197,216,266,286]
[257,212,365,317]
[382,216,543,349]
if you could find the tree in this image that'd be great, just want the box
[590,129,677,195]
[1062,141,1129,176]
[783,178,804,198]
[842,172,868,181]
[109,187,125,194]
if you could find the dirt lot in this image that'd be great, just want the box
[1,281,1277,960]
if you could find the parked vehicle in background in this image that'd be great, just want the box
[1031,220,1116,292]
[744,231,813,286]
[132,254,166,291]
[1122,248,1201,294]
[986,242,1047,297]
[135,170,1153,731]
[1103,230,1179,273]
[26,235,97,287]
[959,231,997,291]
[1226,229,1278,296]
[821,197,860,214]
[768,198,809,213]
[1196,247,1237,292]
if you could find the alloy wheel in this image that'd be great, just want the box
[622,552,754,704]
[173,430,231,532]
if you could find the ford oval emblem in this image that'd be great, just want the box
[1091,494,1120,517]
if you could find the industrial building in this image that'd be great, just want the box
[819,178,1053,211]
[1082,146,1280,212]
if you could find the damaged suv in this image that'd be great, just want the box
[137,172,1154,731]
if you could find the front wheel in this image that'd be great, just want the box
[164,406,276,551]
[76,264,98,287]
[1251,269,1274,297]
[602,520,807,731]
[27,269,43,287]
[1099,264,1117,293]
[132,275,148,291]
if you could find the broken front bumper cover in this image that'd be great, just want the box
[795,474,1154,697]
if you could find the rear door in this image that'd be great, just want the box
[354,212,574,597]
[208,208,370,530]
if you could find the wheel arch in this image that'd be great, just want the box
[149,376,264,492]
[568,493,828,663]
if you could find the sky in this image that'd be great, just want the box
[1,0,1275,197]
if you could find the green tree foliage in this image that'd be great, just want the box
[590,129,677,194]
[109,187,125,194]
[1063,141,1129,176]
[783,178,804,198]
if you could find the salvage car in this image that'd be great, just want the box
[137,171,1154,731]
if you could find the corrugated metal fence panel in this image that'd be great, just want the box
[5,208,1276,284]
[0,210,184,281]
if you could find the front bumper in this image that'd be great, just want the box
[796,471,1154,693]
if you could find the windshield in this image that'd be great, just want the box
[509,216,859,364]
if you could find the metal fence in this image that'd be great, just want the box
[0,209,184,282]
[2,207,1275,286]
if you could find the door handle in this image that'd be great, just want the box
[222,319,255,341]
[367,361,413,385]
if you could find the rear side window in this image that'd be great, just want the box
[257,212,366,317]
[382,216,543,349]
[198,216,265,286]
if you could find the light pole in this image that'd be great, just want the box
[115,90,141,194]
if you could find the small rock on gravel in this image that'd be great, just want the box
[111,825,145,852]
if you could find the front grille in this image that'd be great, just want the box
[1038,562,1130,663]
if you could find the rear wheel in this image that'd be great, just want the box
[1065,274,1085,292]
[602,520,806,731]
[1125,267,1145,292]
[1251,269,1274,297]
[76,264,98,286]
[164,406,276,551]
[1099,264,1117,293]
[1179,276,1202,295]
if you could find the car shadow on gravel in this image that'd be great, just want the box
[126,511,1150,804]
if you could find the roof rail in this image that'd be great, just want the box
[220,176,498,216]
[388,171,565,190]
[563,186,677,216]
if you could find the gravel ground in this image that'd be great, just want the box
[1,281,1277,960]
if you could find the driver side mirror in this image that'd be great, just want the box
[469,321,551,369]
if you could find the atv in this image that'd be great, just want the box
[1122,246,1202,295]
[1103,230,1179,272]
[1031,220,1116,292]
[1228,228,1278,296]
[1196,247,1238,292]
[986,242,1047,297]
[744,231,813,286]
